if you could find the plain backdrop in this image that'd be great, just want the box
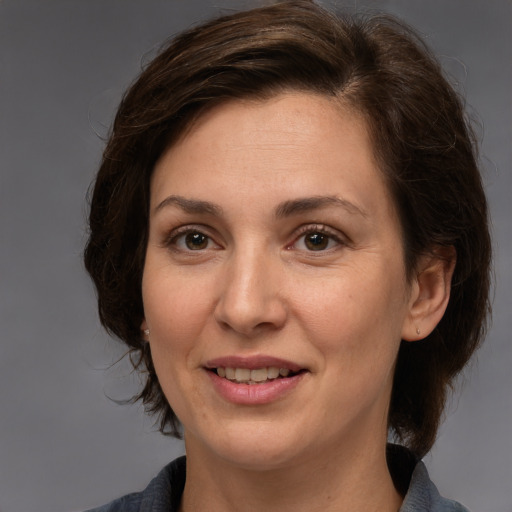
[0,1,510,511]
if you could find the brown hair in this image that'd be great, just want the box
[84,0,491,457]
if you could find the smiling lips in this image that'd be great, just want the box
[205,357,307,404]
[216,366,294,384]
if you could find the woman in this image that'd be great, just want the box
[84,1,491,511]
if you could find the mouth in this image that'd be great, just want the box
[209,366,304,385]
[205,356,307,404]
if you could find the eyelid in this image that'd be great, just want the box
[160,222,348,253]
[287,223,348,251]
[161,224,221,251]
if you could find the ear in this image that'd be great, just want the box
[140,319,150,341]
[401,246,456,341]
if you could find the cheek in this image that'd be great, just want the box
[143,267,214,341]
[141,274,214,402]
[142,270,215,411]
[291,268,407,363]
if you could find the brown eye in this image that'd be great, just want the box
[185,232,209,250]
[304,232,329,251]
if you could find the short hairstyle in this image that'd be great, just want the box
[84,0,491,457]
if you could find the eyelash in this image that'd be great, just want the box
[162,225,219,253]
[288,224,346,253]
[163,224,346,253]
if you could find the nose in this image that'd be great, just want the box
[214,248,287,337]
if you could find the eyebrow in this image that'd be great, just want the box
[275,196,368,219]
[154,194,367,219]
[154,195,223,216]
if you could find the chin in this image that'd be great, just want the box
[186,420,312,471]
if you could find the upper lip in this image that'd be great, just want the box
[205,355,304,373]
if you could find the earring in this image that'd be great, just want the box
[143,329,150,336]
[416,327,421,335]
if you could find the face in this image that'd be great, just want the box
[142,92,416,471]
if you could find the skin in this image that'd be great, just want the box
[141,92,454,512]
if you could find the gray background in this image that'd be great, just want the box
[0,1,510,511]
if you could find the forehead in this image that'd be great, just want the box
[178,92,364,153]
[150,92,395,222]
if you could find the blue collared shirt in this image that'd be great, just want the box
[85,449,470,512]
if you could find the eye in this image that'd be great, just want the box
[182,232,209,250]
[303,232,331,251]
[291,225,344,252]
[167,228,220,252]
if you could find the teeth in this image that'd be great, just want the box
[267,367,280,379]
[215,366,295,383]
[250,368,268,382]
[235,368,251,381]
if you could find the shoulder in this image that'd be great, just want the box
[401,460,470,512]
[83,456,186,512]
[386,444,470,512]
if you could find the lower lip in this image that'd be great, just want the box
[206,370,306,405]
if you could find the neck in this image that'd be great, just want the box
[180,435,402,512]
